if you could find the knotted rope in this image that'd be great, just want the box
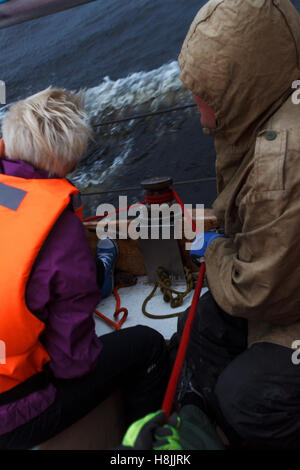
[142,267,194,319]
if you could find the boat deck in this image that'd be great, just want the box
[94,276,208,340]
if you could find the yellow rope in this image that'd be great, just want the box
[142,266,195,319]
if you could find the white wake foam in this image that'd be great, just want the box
[84,60,191,122]
[1,61,191,128]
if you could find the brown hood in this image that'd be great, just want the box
[179,0,300,147]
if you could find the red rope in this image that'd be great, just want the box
[145,191,174,205]
[94,285,128,330]
[83,189,197,236]
[161,262,206,420]
[83,191,175,223]
[82,202,146,223]
[172,189,197,233]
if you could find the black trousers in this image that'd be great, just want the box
[175,291,300,450]
[0,326,170,450]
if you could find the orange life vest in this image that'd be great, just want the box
[0,174,82,398]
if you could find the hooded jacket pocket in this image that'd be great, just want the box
[254,129,287,192]
[239,129,289,230]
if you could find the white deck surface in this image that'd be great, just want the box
[94,276,208,340]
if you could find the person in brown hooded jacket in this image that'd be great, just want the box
[175,0,300,449]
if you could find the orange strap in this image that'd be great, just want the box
[94,285,128,330]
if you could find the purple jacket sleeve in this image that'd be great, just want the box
[26,209,103,379]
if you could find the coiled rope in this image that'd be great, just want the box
[142,267,195,319]
[94,285,128,330]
